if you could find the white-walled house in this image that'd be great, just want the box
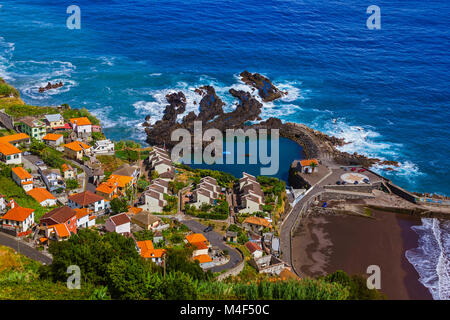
[105,213,131,234]
[12,166,33,192]
[68,191,105,213]
[70,117,92,135]
[0,206,35,236]
[75,208,95,228]
[0,143,22,165]
[27,188,57,207]
[92,139,115,155]
[140,189,166,213]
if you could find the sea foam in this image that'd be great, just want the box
[406,218,450,300]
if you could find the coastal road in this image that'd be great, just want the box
[280,165,384,276]
[182,219,243,273]
[0,232,52,265]
[279,167,336,275]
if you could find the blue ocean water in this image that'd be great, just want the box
[0,0,449,196]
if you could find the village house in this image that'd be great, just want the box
[91,167,105,186]
[153,230,164,245]
[96,180,118,200]
[0,142,22,165]
[292,159,319,174]
[139,188,166,213]
[105,213,131,234]
[185,233,211,258]
[238,173,265,214]
[39,168,65,192]
[113,163,140,179]
[0,133,30,147]
[47,223,71,241]
[245,241,264,259]
[61,163,76,180]
[16,117,46,140]
[191,176,220,208]
[74,208,95,228]
[11,166,33,192]
[194,254,213,268]
[27,188,57,207]
[249,255,286,275]
[242,216,272,234]
[44,114,65,129]
[91,139,114,155]
[225,231,238,243]
[70,117,92,136]
[130,211,161,231]
[64,141,91,161]
[0,206,34,237]
[136,240,166,265]
[147,146,175,179]
[40,206,77,238]
[42,133,64,147]
[68,191,105,213]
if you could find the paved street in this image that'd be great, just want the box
[0,232,52,265]
[182,219,242,273]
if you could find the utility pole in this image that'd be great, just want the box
[163,253,166,280]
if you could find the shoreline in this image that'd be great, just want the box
[292,210,433,300]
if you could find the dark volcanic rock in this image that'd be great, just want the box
[145,85,263,148]
[39,81,63,93]
[240,70,285,102]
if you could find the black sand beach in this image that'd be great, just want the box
[292,210,432,300]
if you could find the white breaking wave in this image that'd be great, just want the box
[406,218,450,300]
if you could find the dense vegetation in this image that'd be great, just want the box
[0,163,54,220]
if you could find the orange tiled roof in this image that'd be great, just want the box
[243,216,271,228]
[61,163,74,172]
[194,254,212,264]
[0,133,29,144]
[191,242,209,250]
[108,175,133,188]
[128,206,143,215]
[1,206,34,222]
[64,141,91,152]
[0,142,21,156]
[43,133,63,141]
[52,223,70,238]
[27,188,56,203]
[186,233,208,244]
[70,117,92,126]
[96,181,117,195]
[12,166,32,180]
[74,208,90,219]
[300,159,319,167]
[137,240,166,259]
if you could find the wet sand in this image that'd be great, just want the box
[292,210,432,300]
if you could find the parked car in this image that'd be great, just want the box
[336,181,341,185]
[23,151,31,156]
[358,168,366,173]
[342,181,347,185]
[351,167,357,171]
[354,181,359,185]
[203,226,213,233]
[363,178,370,184]
[35,160,44,166]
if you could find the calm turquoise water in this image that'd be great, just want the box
[189,137,304,182]
[0,0,449,195]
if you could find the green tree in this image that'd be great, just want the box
[65,178,79,190]
[110,197,128,214]
[105,256,148,300]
